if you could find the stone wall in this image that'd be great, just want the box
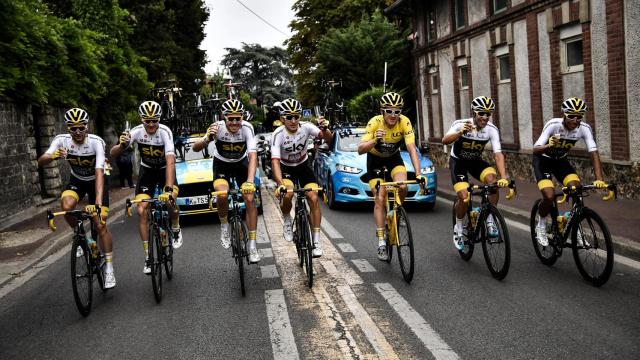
[426,142,640,199]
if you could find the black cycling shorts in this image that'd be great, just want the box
[136,166,167,197]
[533,154,578,188]
[62,175,109,207]
[364,151,406,183]
[213,157,249,186]
[449,156,495,185]
[280,159,316,187]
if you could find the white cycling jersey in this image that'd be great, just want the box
[211,120,256,162]
[45,134,106,181]
[534,118,597,159]
[126,124,175,168]
[271,122,320,166]
[445,118,502,160]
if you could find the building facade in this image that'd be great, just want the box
[392,0,640,198]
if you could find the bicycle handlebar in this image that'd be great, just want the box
[463,180,517,203]
[125,197,173,217]
[278,186,324,195]
[46,205,103,232]
[557,183,617,204]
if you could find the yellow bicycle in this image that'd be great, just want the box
[375,178,425,283]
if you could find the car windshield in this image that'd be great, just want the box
[337,132,364,152]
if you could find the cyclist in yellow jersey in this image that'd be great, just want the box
[358,92,424,261]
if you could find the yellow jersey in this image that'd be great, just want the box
[362,115,415,157]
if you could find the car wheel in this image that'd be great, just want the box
[327,174,340,210]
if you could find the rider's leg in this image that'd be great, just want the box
[136,196,151,260]
[390,166,408,203]
[61,193,79,228]
[305,184,323,257]
[480,168,499,205]
[280,179,295,241]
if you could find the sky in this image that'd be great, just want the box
[201,0,296,75]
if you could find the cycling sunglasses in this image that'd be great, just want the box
[475,112,492,118]
[283,115,300,121]
[566,114,583,120]
[382,109,402,115]
[142,118,160,124]
[68,126,87,133]
[224,116,242,123]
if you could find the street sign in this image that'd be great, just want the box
[303,109,312,118]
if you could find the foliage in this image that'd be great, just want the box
[220,44,295,108]
[347,86,386,123]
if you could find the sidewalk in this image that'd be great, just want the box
[0,187,135,288]
[435,167,640,261]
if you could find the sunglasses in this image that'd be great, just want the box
[476,112,492,118]
[566,114,583,120]
[142,119,160,124]
[283,115,300,121]
[382,109,402,115]
[68,126,87,133]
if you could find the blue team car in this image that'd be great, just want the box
[313,127,437,209]
[175,136,262,216]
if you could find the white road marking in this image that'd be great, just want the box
[337,285,399,359]
[265,289,300,360]
[257,216,270,243]
[321,216,344,239]
[374,283,459,360]
[336,243,357,253]
[351,259,377,273]
[320,260,339,277]
[260,248,274,258]
[260,264,279,278]
[313,285,364,359]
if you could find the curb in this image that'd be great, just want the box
[0,196,130,290]
[436,189,640,262]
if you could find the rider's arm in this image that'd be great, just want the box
[247,152,257,183]
[244,124,258,183]
[406,143,422,176]
[93,138,106,206]
[488,126,507,179]
[191,136,208,152]
[38,135,63,166]
[532,122,555,155]
[37,153,54,167]
[271,159,283,185]
[494,152,507,179]
[165,154,176,188]
[580,124,604,181]
[94,168,104,206]
[270,131,284,185]
[358,118,378,155]
[589,151,605,181]
[110,143,123,158]
[442,122,464,145]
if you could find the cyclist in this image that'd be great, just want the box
[442,96,509,250]
[271,98,331,257]
[357,92,424,261]
[532,97,607,246]
[37,108,115,288]
[192,99,261,263]
[110,100,182,275]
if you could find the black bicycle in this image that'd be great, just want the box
[530,183,616,286]
[47,207,107,316]
[279,183,323,288]
[452,181,516,280]
[126,198,175,302]
[210,180,252,296]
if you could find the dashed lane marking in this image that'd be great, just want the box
[336,243,357,253]
[259,248,274,258]
[260,264,279,278]
[257,216,270,244]
[265,289,300,360]
[374,283,460,360]
[351,259,377,273]
[321,216,344,239]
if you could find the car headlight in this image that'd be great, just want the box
[336,164,362,174]
[421,166,435,174]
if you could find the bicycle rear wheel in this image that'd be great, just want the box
[71,236,93,317]
[481,205,511,280]
[529,199,558,266]
[232,219,246,296]
[395,206,415,283]
[294,215,304,267]
[149,227,163,303]
[302,215,314,288]
[571,208,614,287]
[451,204,474,261]
[164,229,174,280]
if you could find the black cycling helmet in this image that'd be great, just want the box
[380,92,404,108]
[561,97,587,115]
[221,99,244,115]
[138,101,162,120]
[278,98,302,115]
[470,96,495,113]
[64,108,89,126]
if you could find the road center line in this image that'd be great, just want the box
[374,283,460,360]
[321,216,344,239]
[313,285,364,359]
[336,243,357,253]
[265,289,300,360]
[351,259,377,273]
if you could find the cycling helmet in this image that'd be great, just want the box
[221,99,244,115]
[64,108,89,126]
[138,100,162,120]
[561,97,587,115]
[278,98,302,115]
[380,92,404,108]
[471,96,495,113]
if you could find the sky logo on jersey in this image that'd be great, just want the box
[462,141,485,150]
[221,144,245,152]
[68,156,95,167]
[141,146,164,157]
[284,143,306,152]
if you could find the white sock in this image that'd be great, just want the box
[538,216,547,228]
[487,214,495,224]
[248,239,257,250]
[105,252,114,273]
[455,216,465,231]
[283,214,292,224]
[221,223,229,232]
[378,239,386,247]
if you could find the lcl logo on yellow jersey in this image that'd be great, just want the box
[221,144,245,152]
[462,141,484,150]
[68,157,95,166]
[142,147,165,157]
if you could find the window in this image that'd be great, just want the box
[431,73,439,93]
[493,0,508,14]
[459,65,469,89]
[427,9,437,42]
[497,55,511,81]
[454,0,466,30]
[561,37,584,73]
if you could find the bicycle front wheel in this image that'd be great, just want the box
[232,220,246,296]
[302,215,314,288]
[481,205,511,280]
[71,236,93,317]
[149,227,163,303]
[529,200,558,266]
[395,206,415,283]
[571,208,614,287]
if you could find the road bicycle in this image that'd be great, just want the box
[279,182,323,288]
[375,177,425,283]
[47,207,107,317]
[529,183,616,286]
[210,179,253,296]
[126,197,175,302]
[452,182,516,280]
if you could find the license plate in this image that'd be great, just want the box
[186,195,210,205]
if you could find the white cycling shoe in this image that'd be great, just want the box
[377,245,389,261]
[453,226,466,251]
[283,219,293,242]
[248,248,261,263]
[172,227,183,249]
[312,240,323,258]
[220,228,231,249]
[143,262,151,275]
[535,223,549,247]
[104,272,116,289]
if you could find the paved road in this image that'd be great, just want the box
[1,184,639,359]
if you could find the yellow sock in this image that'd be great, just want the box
[249,230,257,241]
